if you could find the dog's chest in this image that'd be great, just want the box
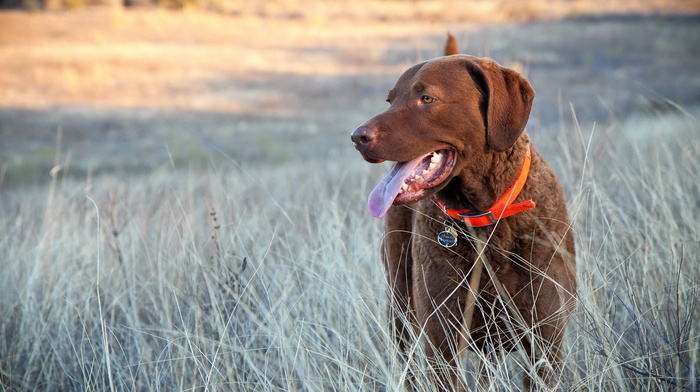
[411,211,477,267]
[408,203,521,281]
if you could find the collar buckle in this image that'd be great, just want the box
[458,210,497,226]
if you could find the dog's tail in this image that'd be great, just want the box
[445,32,458,56]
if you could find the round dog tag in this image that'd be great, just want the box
[437,227,458,248]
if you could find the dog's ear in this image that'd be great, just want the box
[465,58,535,152]
[445,32,458,56]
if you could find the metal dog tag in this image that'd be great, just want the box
[437,226,458,248]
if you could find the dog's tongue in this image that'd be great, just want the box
[368,156,424,218]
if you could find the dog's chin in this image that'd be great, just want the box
[356,151,386,164]
[364,157,385,164]
[393,189,426,205]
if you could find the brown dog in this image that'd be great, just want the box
[351,38,577,390]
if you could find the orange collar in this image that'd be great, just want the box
[436,144,536,227]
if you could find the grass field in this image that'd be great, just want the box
[1,3,700,391]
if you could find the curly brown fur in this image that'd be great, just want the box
[352,44,577,391]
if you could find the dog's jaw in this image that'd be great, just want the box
[367,148,456,218]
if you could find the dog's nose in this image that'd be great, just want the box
[351,126,377,150]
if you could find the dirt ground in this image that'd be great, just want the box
[0,7,699,185]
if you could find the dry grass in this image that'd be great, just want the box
[1,108,699,391]
[0,3,699,391]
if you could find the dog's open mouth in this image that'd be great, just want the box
[368,149,456,218]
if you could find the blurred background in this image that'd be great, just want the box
[0,0,699,186]
[1,3,699,391]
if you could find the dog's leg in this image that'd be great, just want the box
[413,271,470,391]
[422,342,465,392]
[522,341,563,391]
[522,263,575,391]
[382,206,417,388]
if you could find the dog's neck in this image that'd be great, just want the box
[437,138,531,212]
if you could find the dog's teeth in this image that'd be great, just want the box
[431,154,441,163]
[422,169,430,175]
[428,163,437,170]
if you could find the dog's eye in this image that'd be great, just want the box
[421,95,435,104]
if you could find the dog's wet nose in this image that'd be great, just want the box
[351,126,377,150]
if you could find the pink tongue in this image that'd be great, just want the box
[368,156,425,218]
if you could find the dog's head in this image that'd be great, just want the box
[351,55,534,218]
